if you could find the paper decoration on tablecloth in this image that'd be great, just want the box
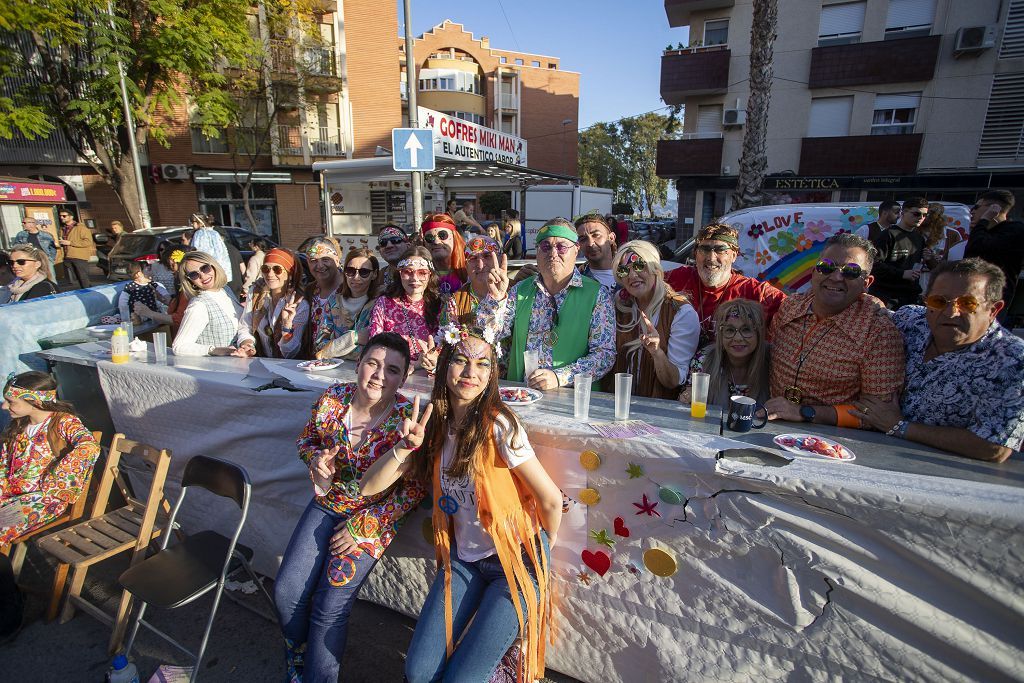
[626,462,644,479]
[589,529,615,548]
[579,450,601,470]
[576,570,592,586]
[613,517,630,537]
[579,488,601,505]
[658,486,684,505]
[589,420,663,439]
[643,548,678,577]
[581,549,611,576]
[633,493,661,517]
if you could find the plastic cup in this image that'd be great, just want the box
[523,349,539,382]
[614,373,632,421]
[152,332,167,364]
[120,320,134,341]
[574,374,592,420]
[691,372,710,419]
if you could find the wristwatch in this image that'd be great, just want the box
[799,405,816,423]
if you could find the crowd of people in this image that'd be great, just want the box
[1,192,1022,679]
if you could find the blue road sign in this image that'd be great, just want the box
[392,128,435,172]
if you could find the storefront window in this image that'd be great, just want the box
[197,183,278,240]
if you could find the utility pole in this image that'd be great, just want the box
[402,0,424,230]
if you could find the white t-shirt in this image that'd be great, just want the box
[588,268,616,290]
[439,415,535,562]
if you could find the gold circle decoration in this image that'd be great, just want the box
[578,488,601,505]
[643,548,678,577]
[579,450,601,471]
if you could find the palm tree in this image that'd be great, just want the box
[731,0,779,210]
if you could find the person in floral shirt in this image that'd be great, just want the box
[367,246,443,370]
[274,332,427,683]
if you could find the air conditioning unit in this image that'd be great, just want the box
[160,164,190,181]
[723,109,746,127]
[954,25,996,54]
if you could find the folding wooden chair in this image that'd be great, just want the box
[0,431,103,581]
[36,433,172,652]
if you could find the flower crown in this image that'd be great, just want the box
[438,322,502,359]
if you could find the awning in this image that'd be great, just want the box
[0,176,67,203]
[312,157,577,189]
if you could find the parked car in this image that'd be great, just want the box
[107,226,275,280]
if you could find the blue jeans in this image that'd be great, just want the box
[274,501,377,683]
[405,533,549,683]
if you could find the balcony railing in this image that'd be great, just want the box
[808,36,940,88]
[496,94,518,109]
[660,47,730,103]
[656,137,724,177]
[276,125,346,157]
[269,41,338,77]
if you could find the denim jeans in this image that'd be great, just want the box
[405,532,549,683]
[274,501,377,683]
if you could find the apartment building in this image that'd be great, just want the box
[657,0,1024,236]
[400,20,580,177]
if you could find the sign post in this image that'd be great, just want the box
[401,0,425,231]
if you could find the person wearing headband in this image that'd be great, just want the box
[439,236,509,331]
[421,213,467,296]
[301,237,360,359]
[367,246,443,369]
[665,222,786,345]
[375,224,410,291]
[574,212,619,292]
[475,218,616,391]
[241,248,308,358]
[188,213,233,284]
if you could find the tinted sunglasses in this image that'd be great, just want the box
[399,267,430,278]
[345,266,375,278]
[616,257,648,278]
[696,244,733,255]
[185,263,215,281]
[813,259,866,279]
[424,230,450,244]
[924,294,982,314]
[378,236,406,248]
[261,264,286,275]
[12,258,39,266]
[538,241,574,255]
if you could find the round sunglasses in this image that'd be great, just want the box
[185,263,215,281]
[424,230,450,244]
[813,259,867,279]
[261,264,287,276]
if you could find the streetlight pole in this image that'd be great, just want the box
[402,0,424,230]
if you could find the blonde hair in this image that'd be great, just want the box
[700,298,770,403]
[611,240,679,356]
[919,202,946,248]
[178,251,228,298]
[10,244,55,284]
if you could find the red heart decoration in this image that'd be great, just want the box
[581,549,611,577]
[840,208,850,214]
[613,517,630,537]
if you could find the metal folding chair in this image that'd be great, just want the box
[119,455,271,682]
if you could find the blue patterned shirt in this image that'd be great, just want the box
[892,306,1024,450]
[477,269,616,387]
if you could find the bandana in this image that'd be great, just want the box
[169,249,187,264]
[264,248,296,271]
[422,221,453,234]
[536,223,578,244]
[397,257,432,270]
[573,211,610,229]
[378,226,407,242]
[305,239,340,261]
[4,375,56,404]
[700,232,739,249]
[465,236,500,257]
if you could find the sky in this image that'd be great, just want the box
[398,0,688,134]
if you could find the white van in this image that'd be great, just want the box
[663,202,972,294]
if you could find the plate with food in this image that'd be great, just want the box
[297,359,342,373]
[773,434,855,462]
[499,387,543,406]
[86,324,121,337]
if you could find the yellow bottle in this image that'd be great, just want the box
[111,327,130,363]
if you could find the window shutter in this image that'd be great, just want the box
[1000,0,1024,59]
[874,93,921,110]
[808,97,853,137]
[978,72,1024,162]
[819,2,866,36]
[885,0,936,30]
[697,105,724,134]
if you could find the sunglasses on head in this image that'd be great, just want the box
[696,244,733,255]
[345,266,375,278]
[378,236,406,248]
[814,259,866,279]
[12,258,39,266]
[185,263,215,281]
[616,257,648,278]
[424,230,450,244]
[924,294,983,314]
[538,241,574,255]
[261,264,286,276]
[399,267,430,278]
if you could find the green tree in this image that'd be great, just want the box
[578,122,627,197]
[478,191,511,217]
[620,112,673,219]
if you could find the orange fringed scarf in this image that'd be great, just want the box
[431,433,552,683]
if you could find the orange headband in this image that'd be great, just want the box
[264,249,295,271]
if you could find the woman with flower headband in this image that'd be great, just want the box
[301,237,359,360]
[367,246,443,370]
[241,248,308,358]
[605,240,699,398]
[359,325,562,683]
[421,213,467,296]
[439,236,509,330]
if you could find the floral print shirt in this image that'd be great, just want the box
[295,383,427,558]
[0,413,100,545]
[476,269,617,387]
[366,295,437,361]
[310,289,348,356]
[892,306,1024,450]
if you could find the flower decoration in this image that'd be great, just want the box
[803,219,831,241]
[438,321,502,359]
[755,249,773,266]
[794,235,812,252]
[768,232,797,256]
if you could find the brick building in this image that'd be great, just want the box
[658,0,1024,237]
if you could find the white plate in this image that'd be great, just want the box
[297,360,342,372]
[773,433,856,462]
[499,387,543,406]
[86,324,120,337]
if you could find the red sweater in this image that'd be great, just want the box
[664,267,786,340]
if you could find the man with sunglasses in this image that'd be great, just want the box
[476,218,615,391]
[852,258,1022,462]
[12,216,58,281]
[665,223,785,345]
[766,233,905,428]
[574,212,619,292]
[56,208,94,289]
[964,190,1024,320]
[376,224,411,291]
[868,197,937,309]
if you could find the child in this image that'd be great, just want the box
[118,261,170,324]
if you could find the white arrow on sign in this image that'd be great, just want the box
[404,133,423,168]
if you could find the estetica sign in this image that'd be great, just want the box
[418,106,527,166]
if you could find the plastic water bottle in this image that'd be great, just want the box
[106,654,139,683]
[111,327,130,364]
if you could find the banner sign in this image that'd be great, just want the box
[0,181,66,203]
[418,106,527,166]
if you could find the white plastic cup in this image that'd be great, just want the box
[120,320,134,342]
[614,373,632,421]
[152,332,167,364]
[691,372,710,419]
[523,349,539,382]
[574,374,592,420]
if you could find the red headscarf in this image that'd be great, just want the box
[421,213,466,276]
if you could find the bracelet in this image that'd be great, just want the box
[886,419,910,439]
[282,326,294,333]
[392,447,409,465]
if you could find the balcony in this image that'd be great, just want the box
[808,36,940,89]
[660,47,730,103]
[656,137,724,177]
[799,134,923,176]
[0,131,84,165]
[269,41,341,92]
[496,94,518,109]
[665,0,735,27]
[276,125,346,160]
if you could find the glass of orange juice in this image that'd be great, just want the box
[690,372,710,419]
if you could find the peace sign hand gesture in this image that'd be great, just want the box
[639,311,661,356]
[280,292,301,329]
[486,253,509,300]
[311,445,340,495]
[417,336,439,374]
[397,395,433,453]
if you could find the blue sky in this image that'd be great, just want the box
[399,0,688,133]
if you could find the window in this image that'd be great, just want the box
[696,104,724,135]
[531,60,540,67]
[548,62,557,69]
[818,2,865,46]
[978,72,1024,163]
[500,56,507,63]
[444,111,485,126]
[871,93,920,135]
[807,96,853,137]
[885,0,935,38]
[1000,0,1024,59]
[191,127,228,154]
[419,69,481,94]
[514,58,523,65]
[703,19,729,46]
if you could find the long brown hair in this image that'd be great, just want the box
[408,338,523,483]
[700,298,770,404]
[2,372,80,473]
[340,247,380,299]
[919,202,946,248]
[384,245,443,329]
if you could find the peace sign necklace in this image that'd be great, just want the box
[784,307,834,404]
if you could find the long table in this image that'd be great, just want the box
[37,343,1024,682]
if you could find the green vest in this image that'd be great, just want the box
[506,275,601,387]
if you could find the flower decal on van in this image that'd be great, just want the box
[768,231,797,255]
[755,249,772,266]
[803,219,831,241]
[795,235,813,252]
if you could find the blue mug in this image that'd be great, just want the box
[727,395,768,433]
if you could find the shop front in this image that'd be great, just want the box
[0,176,67,250]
